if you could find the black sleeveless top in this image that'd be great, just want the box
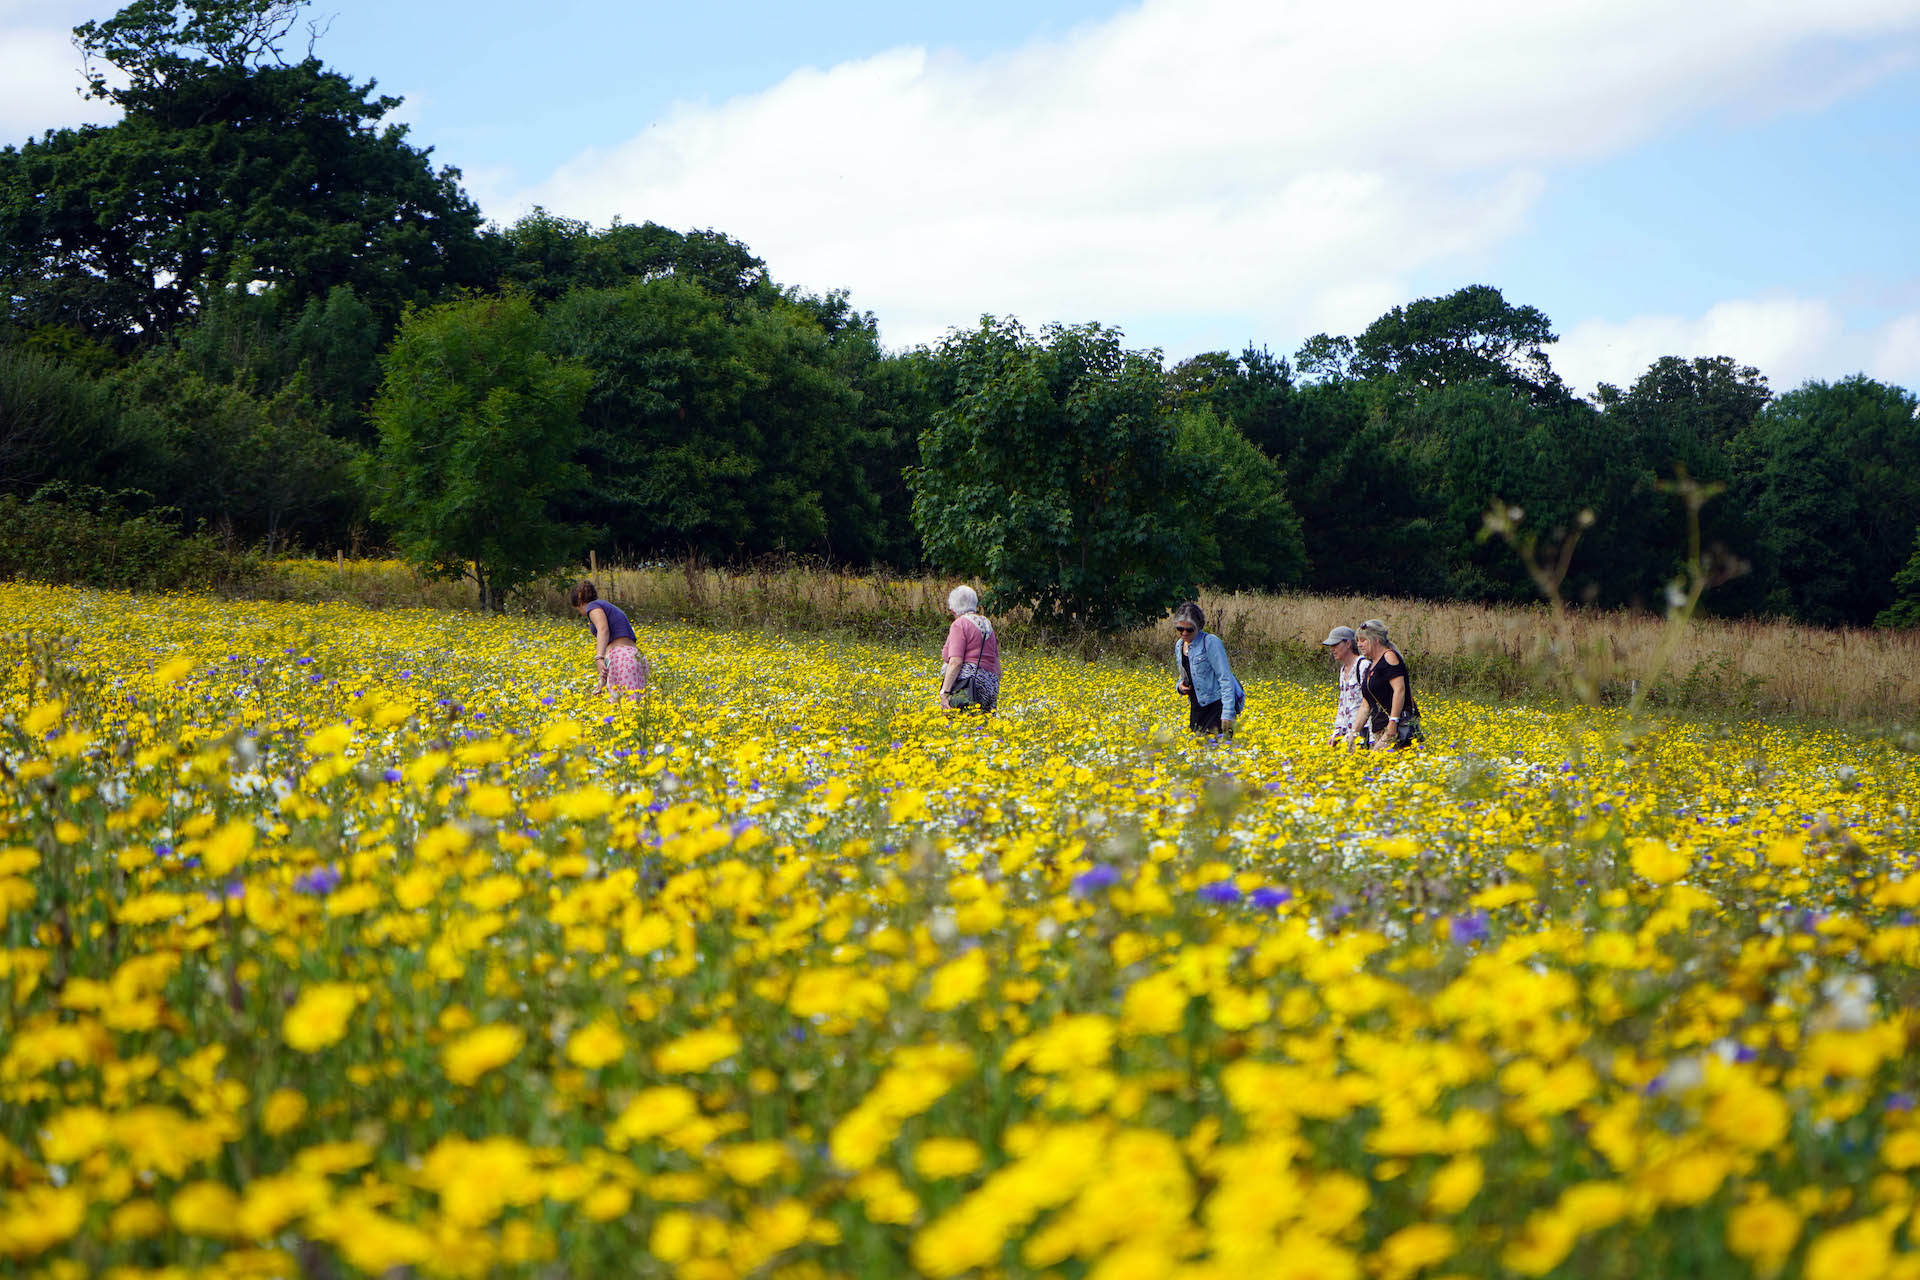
[1360,648,1416,730]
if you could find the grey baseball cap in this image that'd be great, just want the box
[1321,625,1355,646]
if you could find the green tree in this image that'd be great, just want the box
[1732,376,1920,625]
[912,317,1211,632]
[1,0,492,345]
[113,347,353,550]
[1297,285,1564,401]
[1593,355,1772,612]
[497,208,768,307]
[368,293,590,610]
[0,347,159,496]
[544,278,867,561]
[1878,531,1920,629]
[1171,406,1306,592]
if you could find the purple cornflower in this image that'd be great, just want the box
[1448,910,1491,946]
[1197,880,1243,905]
[1249,886,1293,909]
[382,768,403,784]
[293,866,342,896]
[1071,865,1123,898]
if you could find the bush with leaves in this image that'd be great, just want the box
[368,293,591,611]
[913,318,1212,633]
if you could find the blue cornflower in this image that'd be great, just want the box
[1197,880,1243,905]
[1448,910,1491,946]
[1248,886,1292,909]
[1071,865,1123,898]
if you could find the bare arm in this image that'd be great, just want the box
[589,607,611,687]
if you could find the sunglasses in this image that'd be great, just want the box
[1174,625,1195,634]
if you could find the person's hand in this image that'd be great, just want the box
[1221,720,1236,742]
[939,691,951,710]
[1176,681,1191,696]
[1370,735,1391,752]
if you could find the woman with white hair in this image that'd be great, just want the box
[939,584,1001,711]
[1352,618,1421,751]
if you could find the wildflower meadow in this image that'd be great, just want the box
[4,580,1920,1280]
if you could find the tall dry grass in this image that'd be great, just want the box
[237,557,1920,722]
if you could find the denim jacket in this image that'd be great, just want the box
[1173,630,1243,720]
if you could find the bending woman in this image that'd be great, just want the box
[1172,601,1240,740]
[1352,618,1420,751]
[570,581,649,696]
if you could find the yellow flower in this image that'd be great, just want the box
[608,1087,698,1147]
[1803,1219,1890,1280]
[467,784,513,818]
[282,983,359,1052]
[201,819,255,876]
[581,1183,632,1222]
[565,1021,625,1069]
[554,785,616,820]
[913,1137,984,1180]
[1122,970,1188,1036]
[442,1023,525,1085]
[1374,1223,1456,1280]
[262,1088,308,1135]
[1727,1197,1802,1269]
[926,950,989,1011]
[110,1199,168,1240]
[170,1180,242,1237]
[1627,838,1689,885]
[1426,1155,1483,1214]
[653,1027,742,1073]
[304,722,352,756]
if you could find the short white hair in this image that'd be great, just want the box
[947,584,979,614]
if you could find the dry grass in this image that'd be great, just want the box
[235,558,1920,723]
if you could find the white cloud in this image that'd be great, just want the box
[1554,299,1920,395]
[1875,314,1920,388]
[516,0,1920,352]
[0,15,116,142]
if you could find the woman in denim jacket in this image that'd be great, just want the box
[1171,601,1242,739]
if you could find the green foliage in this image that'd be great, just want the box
[1733,376,1920,626]
[113,348,354,550]
[912,317,1210,632]
[175,284,384,442]
[1879,531,1920,629]
[499,209,768,306]
[1170,407,1306,592]
[1298,284,1563,400]
[0,347,158,495]
[0,57,491,344]
[0,488,254,590]
[543,278,869,561]
[74,0,310,105]
[368,293,591,610]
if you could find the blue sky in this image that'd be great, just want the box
[5,0,1920,393]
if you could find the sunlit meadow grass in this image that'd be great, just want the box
[4,581,1920,1278]
[247,557,1920,722]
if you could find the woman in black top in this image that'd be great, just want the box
[1351,618,1419,751]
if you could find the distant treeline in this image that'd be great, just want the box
[4,0,1918,628]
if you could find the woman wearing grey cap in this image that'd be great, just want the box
[1322,625,1369,746]
[1352,618,1421,751]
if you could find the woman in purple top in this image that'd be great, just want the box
[939,584,1000,711]
[569,581,649,696]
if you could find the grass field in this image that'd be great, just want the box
[4,581,1919,1278]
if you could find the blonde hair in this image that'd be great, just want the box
[1358,619,1390,646]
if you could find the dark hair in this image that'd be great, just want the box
[569,581,598,607]
[1173,601,1205,631]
